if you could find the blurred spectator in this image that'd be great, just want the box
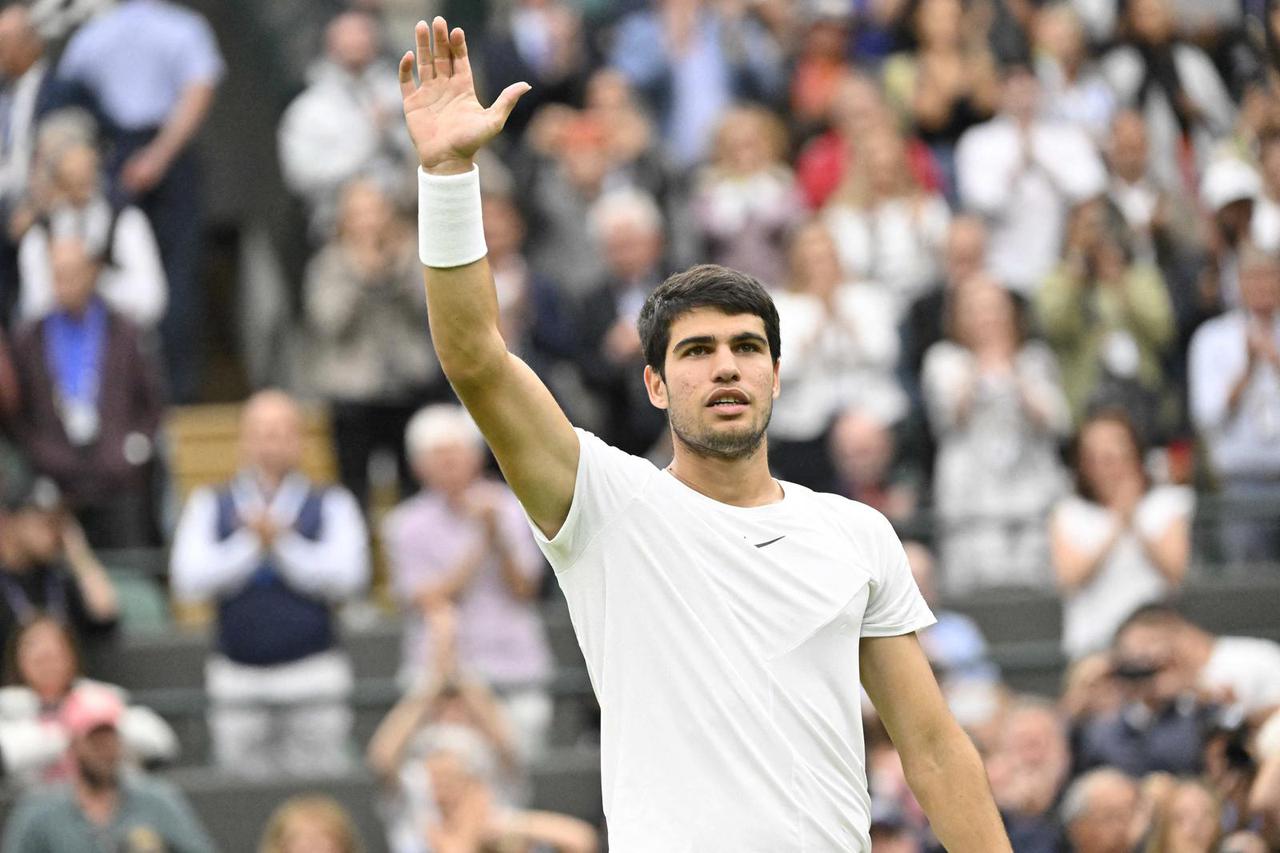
[1,684,215,853]
[882,0,999,196]
[1101,0,1235,193]
[1115,604,1280,718]
[370,714,597,853]
[1188,243,1280,563]
[824,120,951,320]
[829,408,919,524]
[985,699,1071,853]
[788,6,853,135]
[303,178,441,510]
[794,71,943,210]
[481,0,588,141]
[18,138,168,331]
[868,811,924,853]
[57,0,225,403]
[1060,653,1126,729]
[382,405,552,760]
[904,542,1000,727]
[692,105,803,287]
[170,390,370,777]
[1051,411,1192,660]
[1145,777,1222,853]
[1059,768,1143,853]
[770,221,904,491]
[1219,830,1269,853]
[574,189,670,456]
[0,325,24,484]
[1200,156,1261,312]
[0,477,117,658]
[899,213,988,389]
[11,235,163,548]
[1034,3,1117,143]
[0,615,175,787]
[1037,198,1176,437]
[922,274,1070,593]
[608,0,785,169]
[260,794,365,853]
[278,10,415,240]
[1252,131,1280,255]
[955,59,1106,295]
[1075,622,1215,777]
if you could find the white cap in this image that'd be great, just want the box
[1201,156,1261,212]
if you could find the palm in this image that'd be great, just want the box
[399,19,529,170]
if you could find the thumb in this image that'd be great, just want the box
[487,81,532,129]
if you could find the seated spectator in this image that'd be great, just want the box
[0,476,117,659]
[829,408,919,525]
[1115,604,1280,718]
[1199,156,1260,313]
[794,71,943,211]
[382,405,552,760]
[303,178,442,510]
[881,0,999,196]
[1188,243,1280,563]
[1075,624,1215,778]
[985,699,1071,853]
[1033,3,1116,143]
[956,59,1106,296]
[1,684,215,852]
[278,10,414,239]
[1253,132,1280,256]
[1037,198,1176,438]
[1051,410,1192,660]
[770,221,904,491]
[1146,777,1221,853]
[574,189,670,456]
[787,6,853,137]
[824,121,952,320]
[170,390,370,777]
[0,616,175,787]
[922,274,1070,593]
[608,0,785,170]
[18,138,167,331]
[691,105,803,287]
[12,235,163,548]
[1059,768,1142,853]
[1101,0,1235,193]
[259,794,365,853]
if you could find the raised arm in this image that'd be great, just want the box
[401,18,578,539]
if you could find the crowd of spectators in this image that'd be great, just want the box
[0,0,1277,850]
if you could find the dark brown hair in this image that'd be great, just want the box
[1073,408,1150,503]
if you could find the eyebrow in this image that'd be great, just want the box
[672,332,769,352]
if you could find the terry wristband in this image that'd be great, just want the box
[418,164,487,268]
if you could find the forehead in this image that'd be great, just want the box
[666,308,767,349]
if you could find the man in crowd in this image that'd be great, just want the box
[170,389,369,777]
[2,684,215,852]
[1059,768,1141,853]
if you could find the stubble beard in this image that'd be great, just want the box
[668,400,773,461]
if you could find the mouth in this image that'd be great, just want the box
[706,389,750,416]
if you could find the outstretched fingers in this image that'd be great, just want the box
[432,17,453,80]
[398,50,416,99]
[415,19,433,82]
[487,81,533,132]
[449,27,471,80]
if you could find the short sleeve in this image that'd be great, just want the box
[526,429,658,573]
[859,509,936,637]
[170,11,226,88]
[1135,486,1195,538]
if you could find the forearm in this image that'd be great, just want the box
[149,83,216,163]
[416,547,485,607]
[900,724,1011,852]
[66,553,118,621]
[367,686,438,778]
[493,539,537,600]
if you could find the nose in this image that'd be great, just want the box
[710,344,741,383]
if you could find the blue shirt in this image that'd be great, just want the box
[57,0,225,130]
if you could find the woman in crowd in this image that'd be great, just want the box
[922,274,1071,593]
[303,177,443,509]
[1050,409,1193,660]
[691,105,804,288]
[0,616,176,787]
[823,120,951,320]
[259,795,365,853]
[1145,778,1222,853]
[769,221,904,492]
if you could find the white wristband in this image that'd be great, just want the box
[418,164,487,268]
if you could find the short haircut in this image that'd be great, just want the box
[589,187,664,241]
[404,404,483,459]
[637,264,781,377]
[1060,767,1134,825]
[1112,601,1187,645]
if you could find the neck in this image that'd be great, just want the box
[667,436,782,507]
[0,536,28,570]
[75,776,119,825]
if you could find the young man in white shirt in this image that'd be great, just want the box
[399,17,1010,851]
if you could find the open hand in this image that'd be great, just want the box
[399,18,530,174]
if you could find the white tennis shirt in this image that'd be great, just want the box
[528,430,936,851]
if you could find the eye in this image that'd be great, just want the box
[684,345,710,356]
[734,341,762,353]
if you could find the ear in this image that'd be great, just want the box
[771,359,781,400]
[644,364,669,410]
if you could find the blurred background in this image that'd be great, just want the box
[0,0,1278,850]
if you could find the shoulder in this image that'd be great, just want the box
[1137,484,1195,520]
[1052,494,1100,528]
[805,490,900,548]
[576,428,657,479]
[1190,311,1241,347]
[9,782,75,822]
[123,774,194,812]
[383,492,435,532]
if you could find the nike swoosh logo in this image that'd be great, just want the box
[754,536,786,549]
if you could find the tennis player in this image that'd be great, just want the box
[400,17,1011,851]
